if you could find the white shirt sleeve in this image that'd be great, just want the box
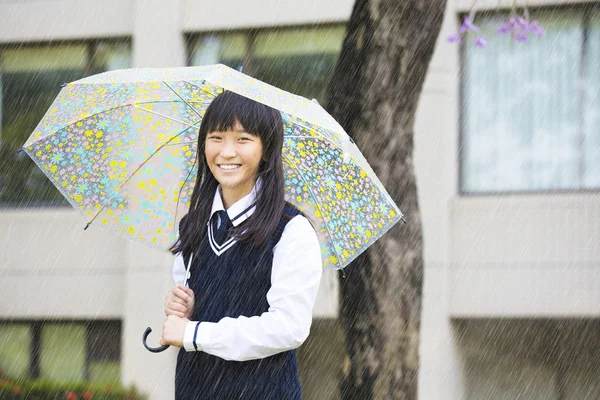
[182,215,323,361]
[172,253,186,286]
[172,227,187,286]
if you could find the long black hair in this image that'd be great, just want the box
[169,90,285,260]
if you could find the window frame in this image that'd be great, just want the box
[458,3,600,195]
[0,37,132,209]
[184,22,346,73]
[0,319,121,382]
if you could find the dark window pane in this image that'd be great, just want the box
[252,26,344,104]
[40,323,86,382]
[583,13,600,187]
[460,11,595,192]
[252,53,340,105]
[0,45,88,207]
[92,41,132,74]
[87,321,121,384]
[89,360,120,384]
[190,33,247,70]
[0,324,31,379]
[87,321,121,362]
[188,26,345,104]
[0,42,131,207]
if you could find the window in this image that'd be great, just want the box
[461,7,600,193]
[0,320,121,384]
[0,40,131,207]
[188,25,345,105]
[0,324,30,379]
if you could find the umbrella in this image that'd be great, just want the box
[20,64,405,351]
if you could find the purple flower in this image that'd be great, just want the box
[460,16,480,33]
[514,33,528,42]
[529,20,545,36]
[497,23,512,35]
[475,37,488,47]
[447,33,462,43]
[517,16,530,30]
[496,14,545,43]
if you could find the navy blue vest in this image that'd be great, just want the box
[175,203,303,400]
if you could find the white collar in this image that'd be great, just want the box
[209,177,262,227]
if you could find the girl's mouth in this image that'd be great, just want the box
[218,164,241,170]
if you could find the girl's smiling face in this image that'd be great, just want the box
[205,120,264,207]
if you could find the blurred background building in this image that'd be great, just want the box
[0,0,598,399]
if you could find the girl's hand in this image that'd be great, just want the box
[164,285,195,319]
[160,315,189,348]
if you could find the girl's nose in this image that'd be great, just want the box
[220,140,236,158]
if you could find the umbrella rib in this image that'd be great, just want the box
[26,100,205,148]
[281,153,343,270]
[284,135,361,182]
[182,80,220,99]
[85,122,200,228]
[284,135,394,212]
[286,135,351,157]
[282,116,346,138]
[163,141,196,147]
[136,79,210,233]
[172,152,198,234]
[162,81,205,120]
[133,104,199,127]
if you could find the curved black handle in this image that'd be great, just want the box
[143,327,170,353]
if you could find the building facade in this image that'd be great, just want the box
[0,0,598,399]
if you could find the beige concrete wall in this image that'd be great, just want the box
[182,0,354,31]
[0,208,126,318]
[133,0,186,68]
[122,240,178,400]
[449,194,600,317]
[0,0,355,44]
[0,0,133,43]
[414,0,468,397]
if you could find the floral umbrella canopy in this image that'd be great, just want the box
[22,64,404,270]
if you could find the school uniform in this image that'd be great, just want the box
[172,180,323,399]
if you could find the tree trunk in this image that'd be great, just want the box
[325,1,447,399]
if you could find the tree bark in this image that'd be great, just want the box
[325,1,447,399]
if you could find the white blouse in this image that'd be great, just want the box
[172,182,323,361]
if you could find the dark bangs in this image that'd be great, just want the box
[201,91,283,143]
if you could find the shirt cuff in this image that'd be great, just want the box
[183,321,201,352]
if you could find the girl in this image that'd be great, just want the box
[160,90,323,399]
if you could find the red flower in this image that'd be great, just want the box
[65,391,78,400]
[126,392,135,400]
[12,386,21,395]
[82,391,94,400]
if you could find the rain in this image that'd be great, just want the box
[0,0,599,399]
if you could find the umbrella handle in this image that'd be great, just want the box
[143,327,170,353]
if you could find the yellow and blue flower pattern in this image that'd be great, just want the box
[23,64,402,270]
